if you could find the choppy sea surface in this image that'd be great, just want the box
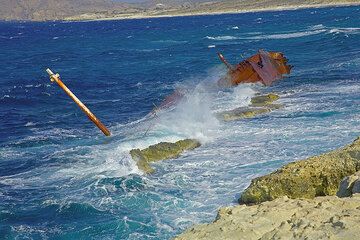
[0,5,359,239]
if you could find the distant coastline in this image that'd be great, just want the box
[64,2,360,22]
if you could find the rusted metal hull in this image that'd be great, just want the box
[218,50,292,87]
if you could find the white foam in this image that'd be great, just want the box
[205,35,238,40]
[206,25,359,42]
[25,122,36,127]
[154,83,220,143]
[329,27,360,34]
[247,29,326,40]
[212,84,257,112]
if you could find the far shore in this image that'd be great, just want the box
[64,2,360,22]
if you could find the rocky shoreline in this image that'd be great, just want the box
[175,137,360,239]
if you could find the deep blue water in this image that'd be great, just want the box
[1,5,360,239]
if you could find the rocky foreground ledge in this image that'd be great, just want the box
[175,194,360,240]
[175,137,360,240]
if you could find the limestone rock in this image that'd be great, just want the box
[218,93,281,121]
[337,171,360,197]
[250,93,280,107]
[240,137,360,204]
[221,107,271,121]
[175,194,360,240]
[130,139,201,173]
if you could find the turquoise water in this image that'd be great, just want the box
[0,5,359,239]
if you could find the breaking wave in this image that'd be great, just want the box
[205,25,360,41]
[205,36,238,40]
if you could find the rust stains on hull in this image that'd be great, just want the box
[218,50,292,87]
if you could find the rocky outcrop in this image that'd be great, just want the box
[176,138,360,239]
[130,139,201,173]
[218,93,282,121]
[240,137,360,204]
[175,194,360,240]
[250,93,280,106]
[337,171,360,197]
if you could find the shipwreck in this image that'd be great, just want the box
[154,50,292,112]
[218,50,292,87]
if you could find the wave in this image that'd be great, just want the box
[247,29,326,40]
[329,27,360,34]
[205,36,238,40]
[205,25,359,42]
[205,29,325,41]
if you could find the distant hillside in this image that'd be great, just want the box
[0,0,135,21]
[1,0,360,21]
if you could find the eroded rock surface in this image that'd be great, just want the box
[175,194,360,240]
[337,171,360,197]
[250,93,280,106]
[130,139,201,173]
[240,137,360,204]
[218,93,282,121]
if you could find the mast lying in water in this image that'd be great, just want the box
[46,68,111,136]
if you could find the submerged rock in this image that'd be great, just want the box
[218,93,281,121]
[130,139,201,173]
[175,194,360,240]
[250,93,280,107]
[240,137,360,204]
[221,107,271,121]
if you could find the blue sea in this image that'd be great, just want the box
[0,5,359,239]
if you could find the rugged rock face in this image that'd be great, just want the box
[337,171,360,197]
[240,137,360,204]
[175,194,360,240]
[175,137,360,240]
[218,93,281,121]
[130,139,201,173]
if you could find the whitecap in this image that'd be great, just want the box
[245,29,326,40]
[25,122,36,127]
[309,24,325,30]
[205,36,238,41]
[208,45,216,48]
[329,27,360,34]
